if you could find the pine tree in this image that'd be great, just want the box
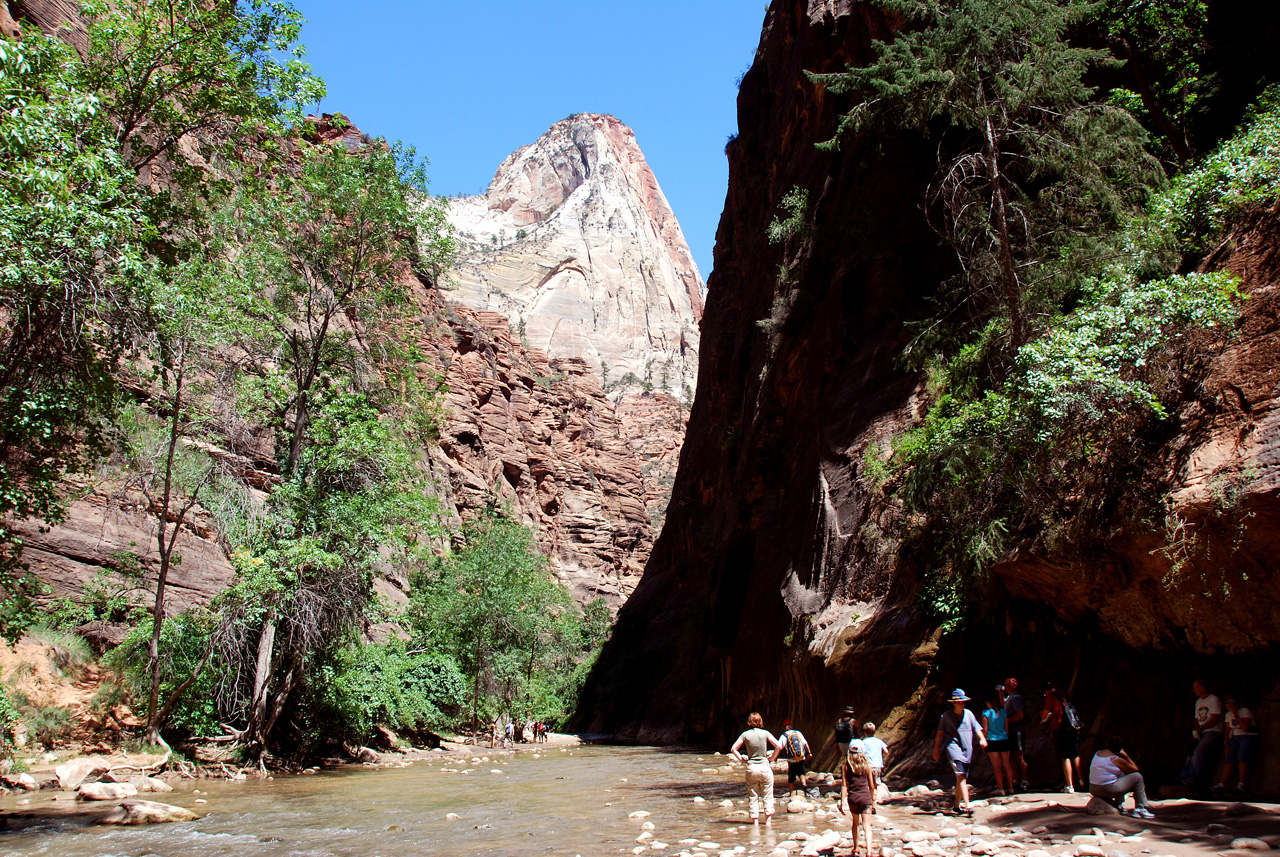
[811,0,1162,347]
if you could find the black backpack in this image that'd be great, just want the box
[834,718,854,742]
[1061,698,1083,732]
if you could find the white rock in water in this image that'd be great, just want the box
[904,832,942,842]
[78,782,138,801]
[693,796,706,803]
[56,756,112,791]
[630,810,653,818]
[972,826,992,836]
[787,799,815,813]
[698,843,720,850]
[651,843,668,850]
[638,832,653,842]
[719,799,735,808]
[97,799,200,825]
[1231,839,1272,851]
[801,831,843,857]
[642,821,656,830]
[128,776,173,794]
[1077,846,1106,857]
[1026,851,1052,857]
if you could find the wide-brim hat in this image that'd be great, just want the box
[949,688,970,702]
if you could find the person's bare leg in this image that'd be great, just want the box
[1073,757,1082,789]
[851,812,862,855]
[862,811,874,856]
[957,775,970,810]
[992,753,1006,792]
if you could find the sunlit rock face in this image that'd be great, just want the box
[443,113,704,404]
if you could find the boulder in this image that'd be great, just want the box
[97,799,200,825]
[787,799,816,813]
[128,776,173,794]
[78,782,138,801]
[1,773,37,791]
[1086,798,1120,816]
[1077,846,1106,857]
[970,842,1000,856]
[904,832,941,842]
[1230,840,1271,852]
[1225,803,1258,817]
[56,756,112,791]
[800,830,843,857]
[906,785,932,796]
[630,810,652,818]
[355,747,379,763]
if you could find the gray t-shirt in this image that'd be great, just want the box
[939,709,982,763]
[737,728,776,762]
[1004,692,1025,731]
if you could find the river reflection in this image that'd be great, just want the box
[0,745,839,856]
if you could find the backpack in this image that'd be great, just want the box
[784,730,807,760]
[1061,698,1083,732]
[834,718,854,742]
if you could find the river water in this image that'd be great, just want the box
[0,746,841,857]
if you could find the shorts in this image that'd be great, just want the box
[987,739,1011,753]
[849,799,873,815]
[788,759,808,781]
[1009,729,1026,752]
[1053,727,1080,759]
[949,758,970,777]
[1225,734,1260,765]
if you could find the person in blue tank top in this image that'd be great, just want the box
[982,692,1013,796]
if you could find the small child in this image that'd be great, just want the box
[861,722,888,785]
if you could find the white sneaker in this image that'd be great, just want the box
[1131,807,1155,819]
[1064,785,1075,794]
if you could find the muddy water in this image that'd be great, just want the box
[0,746,838,856]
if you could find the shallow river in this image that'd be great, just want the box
[0,746,840,857]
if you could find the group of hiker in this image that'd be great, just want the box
[728,710,889,856]
[487,719,551,747]
[728,676,1262,847]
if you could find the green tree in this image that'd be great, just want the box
[811,0,1162,347]
[220,137,452,755]
[407,509,575,727]
[0,33,145,638]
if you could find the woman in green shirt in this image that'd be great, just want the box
[730,712,783,823]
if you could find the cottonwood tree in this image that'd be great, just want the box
[221,137,452,755]
[811,0,1162,347]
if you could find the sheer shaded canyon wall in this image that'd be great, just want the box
[581,0,1280,794]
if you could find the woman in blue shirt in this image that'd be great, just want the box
[982,692,1013,796]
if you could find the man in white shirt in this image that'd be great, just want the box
[1180,678,1224,789]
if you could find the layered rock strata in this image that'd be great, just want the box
[443,114,704,404]
[581,0,1280,794]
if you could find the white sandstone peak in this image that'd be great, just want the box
[440,113,704,401]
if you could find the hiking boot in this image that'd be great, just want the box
[1019,780,1030,792]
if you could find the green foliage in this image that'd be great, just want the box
[44,562,148,629]
[406,510,608,727]
[0,685,19,755]
[1103,0,1210,162]
[312,640,465,742]
[21,702,72,746]
[767,187,811,244]
[108,611,223,736]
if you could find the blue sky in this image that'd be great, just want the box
[291,2,769,280]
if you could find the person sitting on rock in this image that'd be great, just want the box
[841,744,877,857]
[1213,695,1259,795]
[1089,735,1154,818]
[778,718,814,798]
[933,688,986,817]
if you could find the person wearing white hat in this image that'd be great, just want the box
[933,688,987,816]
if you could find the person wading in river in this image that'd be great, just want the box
[730,712,783,825]
[842,744,878,857]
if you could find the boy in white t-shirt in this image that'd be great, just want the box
[860,722,889,784]
[1181,679,1224,789]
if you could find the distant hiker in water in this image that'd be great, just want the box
[1042,680,1083,793]
[1000,678,1030,792]
[830,707,858,757]
[860,722,888,785]
[841,744,877,857]
[982,692,1014,796]
[730,712,783,824]
[933,688,986,817]
[1182,678,1224,791]
[1090,735,1155,818]
[1213,694,1257,795]
[778,718,814,798]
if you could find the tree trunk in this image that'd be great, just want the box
[261,655,300,745]
[984,115,1025,347]
[287,391,309,478]
[1122,37,1192,164]
[145,362,185,746]
[242,615,277,752]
